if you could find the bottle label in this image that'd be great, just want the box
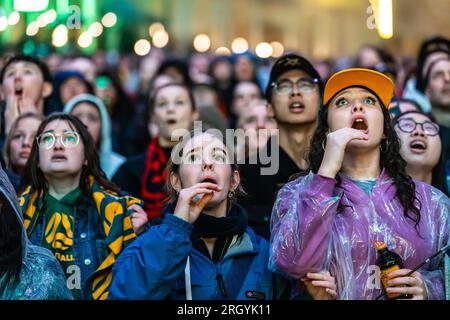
[380,265,401,299]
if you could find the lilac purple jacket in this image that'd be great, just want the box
[269,170,449,300]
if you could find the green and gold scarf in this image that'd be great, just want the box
[19,177,142,300]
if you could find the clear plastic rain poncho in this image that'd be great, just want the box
[0,166,72,300]
[269,170,450,300]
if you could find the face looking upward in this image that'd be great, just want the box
[60,77,90,106]
[232,81,261,116]
[425,59,450,111]
[327,87,385,152]
[9,117,42,172]
[152,85,198,146]
[71,102,102,147]
[37,120,86,179]
[270,69,321,126]
[172,133,240,210]
[395,112,441,171]
[1,61,52,107]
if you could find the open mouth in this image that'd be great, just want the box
[409,139,427,152]
[351,118,368,131]
[201,177,217,184]
[51,155,67,161]
[167,119,177,125]
[14,85,23,96]
[289,102,305,112]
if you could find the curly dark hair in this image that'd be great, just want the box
[306,98,422,230]
[19,113,119,195]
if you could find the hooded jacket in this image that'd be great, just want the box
[0,165,72,300]
[64,94,125,179]
[108,204,274,300]
[270,170,449,300]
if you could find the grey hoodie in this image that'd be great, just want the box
[0,165,72,300]
[64,94,126,179]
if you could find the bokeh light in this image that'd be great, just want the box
[102,12,117,28]
[152,30,169,48]
[231,37,248,54]
[193,34,211,53]
[270,41,284,58]
[149,22,165,37]
[134,39,151,56]
[255,42,273,58]
[78,31,93,48]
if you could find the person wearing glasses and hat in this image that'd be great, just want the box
[270,68,450,300]
[239,54,323,241]
[17,113,147,300]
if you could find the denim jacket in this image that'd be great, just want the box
[27,194,108,299]
[20,181,142,300]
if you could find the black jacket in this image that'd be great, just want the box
[239,137,301,240]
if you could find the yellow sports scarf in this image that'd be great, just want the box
[19,178,142,300]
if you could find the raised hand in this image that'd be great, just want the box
[128,204,149,235]
[173,182,222,224]
[318,127,369,179]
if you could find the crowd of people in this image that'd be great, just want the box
[0,34,449,300]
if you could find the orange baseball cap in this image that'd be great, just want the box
[323,68,394,108]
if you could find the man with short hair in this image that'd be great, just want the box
[0,55,53,186]
[239,54,323,240]
[0,55,53,136]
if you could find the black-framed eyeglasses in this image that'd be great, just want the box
[36,131,80,150]
[271,78,319,95]
[396,118,440,136]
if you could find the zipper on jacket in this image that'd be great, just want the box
[216,273,228,298]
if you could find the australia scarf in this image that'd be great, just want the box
[19,178,142,300]
[141,137,169,220]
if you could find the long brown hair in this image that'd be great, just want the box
[19,113,119,194]
[3,112,44,174]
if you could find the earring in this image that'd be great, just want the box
[228,191,235,199]
[322,139,326,151]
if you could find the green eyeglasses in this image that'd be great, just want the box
[36,131,80,150]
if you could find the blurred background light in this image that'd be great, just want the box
[231,37,248,54]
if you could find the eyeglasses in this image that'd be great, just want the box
[271,78,319,95]
[396,118,440,136]
[36,131,80,150]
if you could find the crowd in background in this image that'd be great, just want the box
[0,34,449,300]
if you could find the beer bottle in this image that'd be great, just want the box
[374,241,412,300]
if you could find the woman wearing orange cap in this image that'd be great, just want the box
[270,68,449,300]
